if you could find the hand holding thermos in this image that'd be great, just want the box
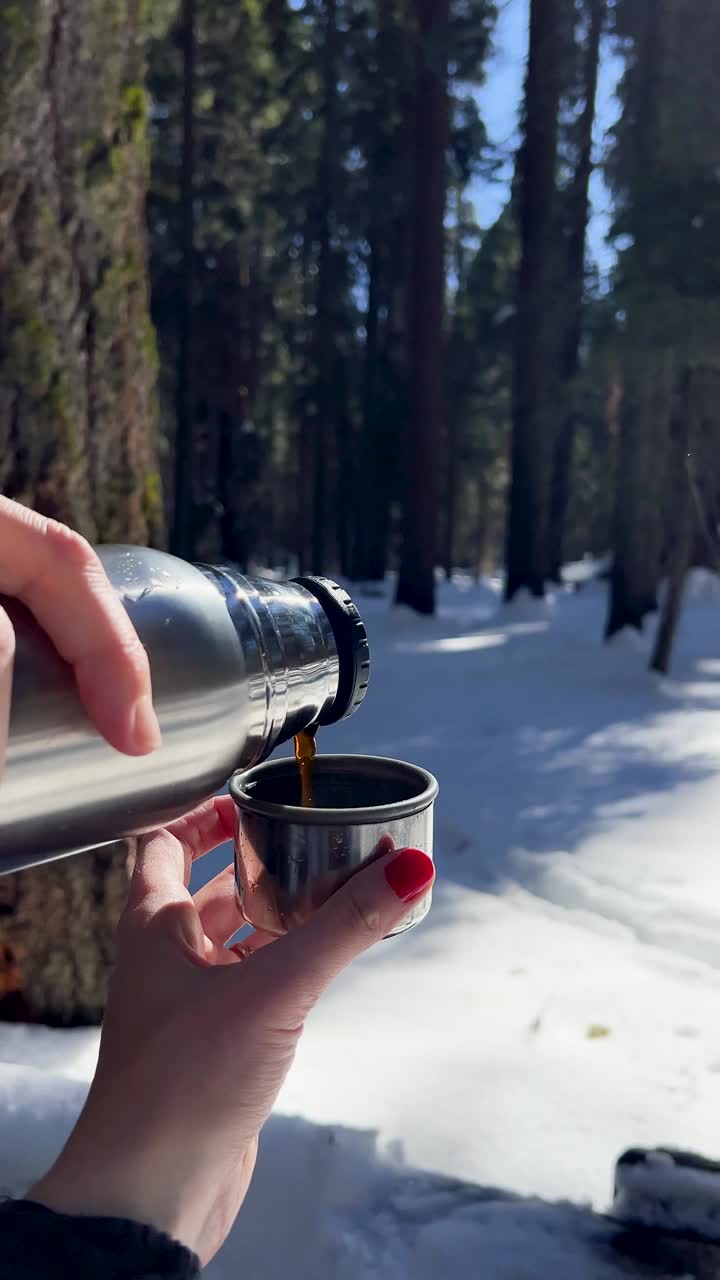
[0,495,435,1266]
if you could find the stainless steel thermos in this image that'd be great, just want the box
[0,546,369,873]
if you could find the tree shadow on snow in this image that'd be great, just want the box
[190,592,720,970]
[346,595,720,903]
[0,1067,645,1280]
[1,1032,718,1278]
[209,1114,716,1280]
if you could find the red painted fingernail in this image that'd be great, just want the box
[385,848,434,903]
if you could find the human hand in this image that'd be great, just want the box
[29,796,434,1264]
[0,496,161,773]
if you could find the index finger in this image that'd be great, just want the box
[0,497,161,755]
[128,795,236,910]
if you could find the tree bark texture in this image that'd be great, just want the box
[547,0,605,582]
[505,0,562,600]
[605,0,671,637]
[650,368,694,675]
[171,0,196,560]
[311,0,340,574]
[605,354,673,637]
[442,404,459,580]
[0,844,136,1026]
[651,367,720,671]
[352,231,383,581]
[395,0,449,615]
[350,0,408,584]
[687,369,720,574]
[0,0,162,1024]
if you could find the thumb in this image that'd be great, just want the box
[249,843,435,1027]
[0,606,15,780]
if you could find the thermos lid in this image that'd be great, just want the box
[292,576,370,725]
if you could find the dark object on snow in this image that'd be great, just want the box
[612,1224,720,1279]
[0,1199,200,1278]
[610,1147,720,1279]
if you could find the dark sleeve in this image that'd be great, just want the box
[0,1199,201,1279]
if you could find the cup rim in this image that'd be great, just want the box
[229,753,439,826]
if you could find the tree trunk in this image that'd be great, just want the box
[352,230,397,583]
[0,845,136,1026]
[0,0,162,1024]
[473,470,489,579]
[688,370,720,573]
[311,0,340,574]
[650,367,719,673]
[605,0,670,638]
[650,369,695,675]
[351,232,383,581]
[442,406,459,580]
[350,0,408,584]
[216,242,263,571]
[547,0,605,582]
[171,0,196,559]
[605,355,672,637]
[504,0,562,600]
[547,416,575,585]
[395,0,449,615]
[334,357,353,578]
[296,229,316,575]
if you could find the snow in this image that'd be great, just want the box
[685,568,720,606]
[3,571,720,1276]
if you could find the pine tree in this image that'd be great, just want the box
[395,0,451,614]
[605,0,720,642]
[547,0,605,583]
[505,0,563,601]
[348,0,414,582]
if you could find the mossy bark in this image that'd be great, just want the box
[0,0,163,1024]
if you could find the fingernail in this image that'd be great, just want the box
[130,694,162,754]
[385,848,434,903]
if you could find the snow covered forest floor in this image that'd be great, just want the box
[2,568,720,1277]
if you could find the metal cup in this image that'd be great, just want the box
[229,754,438,938]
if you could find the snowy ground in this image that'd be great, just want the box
[2,569,720,1277]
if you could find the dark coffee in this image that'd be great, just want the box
[293,728,317,807]
[247,758,424,809]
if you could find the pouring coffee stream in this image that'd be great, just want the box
[294,728,317,808]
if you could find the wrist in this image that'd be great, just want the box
[27,1104,255,1265]
[27,1119,192,1249]
[28,1165,174,1238]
